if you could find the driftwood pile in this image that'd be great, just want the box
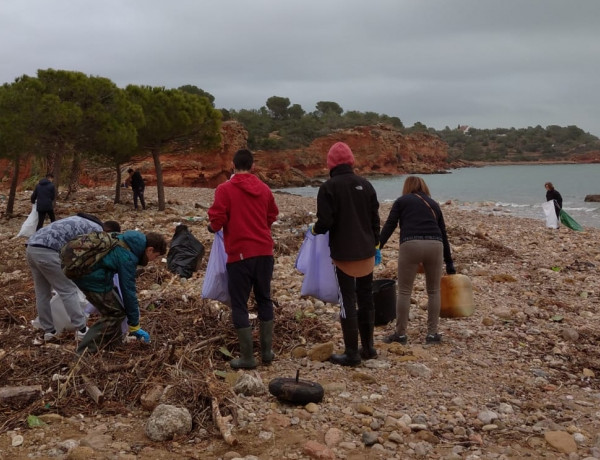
[0,261,330,442]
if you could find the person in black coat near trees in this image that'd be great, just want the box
[545,182,563,218]
[127,168,146,210]
[31,173,56,230]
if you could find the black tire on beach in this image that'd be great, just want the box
[268,377,324,404]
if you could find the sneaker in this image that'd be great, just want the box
[383,333,407,344]
[76,327,89,341]
[44,331,58,342]
[425,333,442,344]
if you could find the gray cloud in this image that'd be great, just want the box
[2,0,599,135]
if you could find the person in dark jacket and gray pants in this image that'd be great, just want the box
[379,176,455,345]
[31,173,56,230]
[312,142,380,366]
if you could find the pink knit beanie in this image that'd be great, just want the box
[327,142,355,170]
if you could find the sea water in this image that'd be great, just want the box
[277,164,600,229]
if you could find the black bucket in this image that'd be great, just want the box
[373,279,396,326]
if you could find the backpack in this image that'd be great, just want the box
[60,232,128,279]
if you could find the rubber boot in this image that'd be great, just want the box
[330,316,361,366]
[358,309,377,360]
[230,327,257,369]
[259,320,275,364]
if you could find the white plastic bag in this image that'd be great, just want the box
[50,294,77,333]
[542,200,559,229]
[295,229,339,304]
[201,230,231,305]
[16,203,38,238]
[31,288,88,331]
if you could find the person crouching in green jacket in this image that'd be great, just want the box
[74,231,167,354]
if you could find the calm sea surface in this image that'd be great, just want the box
[276,164,600,229]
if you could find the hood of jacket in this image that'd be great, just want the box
[119,230,146,260]
[329,163,354,178]
[229,173,265,197]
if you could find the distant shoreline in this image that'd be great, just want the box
[468,160,581,167]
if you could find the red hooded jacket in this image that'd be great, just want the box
[208,173,279,263]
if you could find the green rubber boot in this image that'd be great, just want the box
[260,320,275,364]
[230,327,257,369]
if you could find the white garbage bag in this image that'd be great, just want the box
[16,203,38,238]
[542,200,559,229]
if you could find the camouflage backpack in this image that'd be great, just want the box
[60,232,129,279]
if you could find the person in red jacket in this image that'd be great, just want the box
[208,149,279,369]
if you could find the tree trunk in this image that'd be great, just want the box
[5,158,20,217]
[152,149,165,211]
[48,147,62,196]
[114,164,122,204]
[65,150,81,200]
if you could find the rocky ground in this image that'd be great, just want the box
[0,185,599,460]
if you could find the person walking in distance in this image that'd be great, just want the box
[208,149,279,369]
[127,168,146,210]
[31,173,56,231]
[545,182,562,220]
[311,142,381,366]
[379,176,456,345]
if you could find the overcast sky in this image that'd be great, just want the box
[2,1,599,136]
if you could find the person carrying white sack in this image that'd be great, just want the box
[26,214,121,342]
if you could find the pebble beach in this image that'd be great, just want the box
[1,186,600,459]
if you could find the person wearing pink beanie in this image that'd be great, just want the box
[312,142,381,366]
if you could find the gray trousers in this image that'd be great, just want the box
[395,239,443,336]
[26,245,87,333]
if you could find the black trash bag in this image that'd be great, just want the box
[167,225,205,278]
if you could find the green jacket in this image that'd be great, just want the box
[74,231,146,327]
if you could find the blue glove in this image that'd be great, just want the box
[129,326,151,343]
[375,248,382,266]
[446,262,456,275]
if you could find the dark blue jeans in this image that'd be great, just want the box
[227,256,274,329]
[133,188,146,210]
[36,210,56,230]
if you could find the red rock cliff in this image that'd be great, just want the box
[1,121,450,190]
[104,122,449,189]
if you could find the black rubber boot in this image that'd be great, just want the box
[259,320,275,364]
[358,309,377,360]
[230,327,257,369]
[330,316,361,366]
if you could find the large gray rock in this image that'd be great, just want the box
[145,404,192,441]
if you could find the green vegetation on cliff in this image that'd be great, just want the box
[226,96,600,163]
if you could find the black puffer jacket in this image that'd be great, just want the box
[31,178,55,212]
[313,164,380,261]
